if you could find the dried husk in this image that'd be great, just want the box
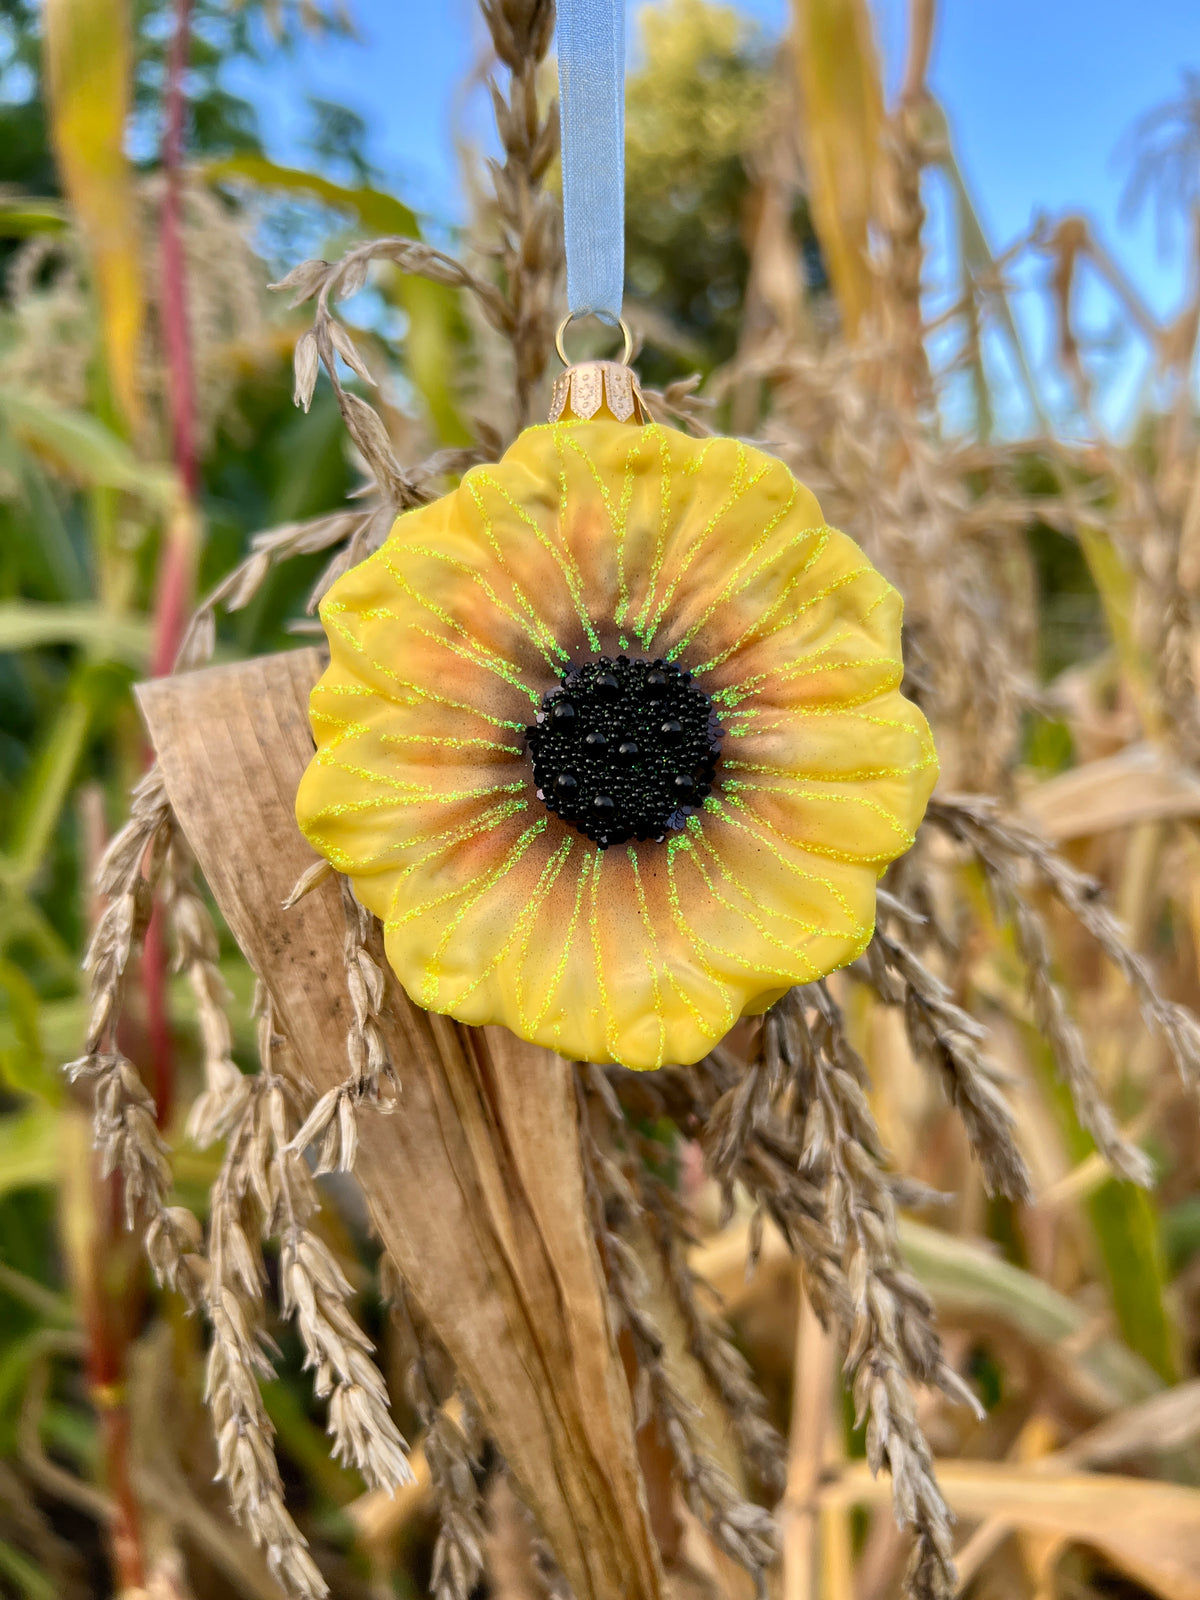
[136,648,665,1600]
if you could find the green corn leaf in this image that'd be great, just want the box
[0,959,59,1106]
[203,154,420,237]
[0,1538,56,1600]
[900,1218,1164,1408]
[0,425,90,604]
[384,271,473,447]
[0,602,151,666]
[1028,1029,1178,1385]
[0,200,67,239]
[0,390,175,506]
[0,1105,59,1195]
[2,658,133,894]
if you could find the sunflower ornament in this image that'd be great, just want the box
[296,344,937,1070]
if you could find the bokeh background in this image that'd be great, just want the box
[4,1,1200,1597]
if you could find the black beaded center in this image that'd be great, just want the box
[525,657,724,848]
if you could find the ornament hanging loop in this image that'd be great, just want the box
[554,312,634,369]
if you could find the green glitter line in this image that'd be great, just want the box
[722,755,934,782]
[470,463,599,654]
[460,473,581,654]
[662,835,736,1041]
[629,430,675,649]
[389,797,530,876]
[406,620,541,703]
[313,679,379,700]
[316,755,526,806]
[308,711,371,755]
[452,833,574,1009]
[645,448,771,648]
[717,567,889,697]
[636,445,751,646]
[626,847,668,1070]
[376,558,543,696]
[665,498,812,665]
[551,433,606,652]
[585,845,623,1063]
[396,816,549,1002]
[640,446,775,649]
[720,779,913,865]
[377,730,524,756]
[687,532,837,677]
[670,818,820,982]
[511,836,575,1024]
[313,793,527,876]
[687,815,827,949]
[706,791,864,931]
[394,541,568,668]
[628,844,709,1043]
[713,665,905,716]
[321,605,528,730]
[612,435,642,630]
[735,783,930,857]
[773,653,902,691]
[714,627,862,701]
[527,846,594,1031]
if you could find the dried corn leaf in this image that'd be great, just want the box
[695,1217,1162,1415]
[137,650,664,1600]
[1021,743,1200,841]
[825,1458,1200,1600]
[790,0,884,337]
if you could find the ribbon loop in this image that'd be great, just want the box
[556,0,626,326]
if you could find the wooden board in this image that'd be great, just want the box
[138,651,664,1600]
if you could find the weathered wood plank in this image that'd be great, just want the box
[137,651,664,1600]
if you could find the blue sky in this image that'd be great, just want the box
[226,1,1199,428]
[230,0,1198,300]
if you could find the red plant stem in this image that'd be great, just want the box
[149,514,195,679]
[85,1173,146,1593]
[101,1402,145,1591]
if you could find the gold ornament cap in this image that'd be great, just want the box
[549,360,649,424]
[549,313,648,425]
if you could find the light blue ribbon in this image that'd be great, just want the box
[556,0,626,325]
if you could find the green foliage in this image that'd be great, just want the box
[625,0,770,377]
[0,0,372,1003]
[0,13,397,1585]
[1031,1031,1179,1386]
[0,1105,58,1193]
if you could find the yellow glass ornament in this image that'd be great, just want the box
[297,362,937,1070]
